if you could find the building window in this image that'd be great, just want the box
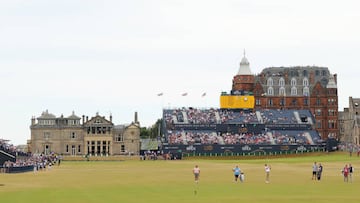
[292,99,297,106]
[290,71,298,77]
[328,109,336,116]
[256,99,261,106]
[322,70,327,76]
[44,145,51,155]
[279,77,285,86]
[303,70,308,77]
[328,120,336,129]
[66,145,69,153]
[279,87,285,96]
[303,78,309,87]
[316,99,321,106]
[115,134,124,142]
[328,98,335,105]
[316,109,322,116]
[291,87,297,96]
[268,98,273,107]
[303,98,309,106]
[316,121,322,129]
[291,78,297,86]
[267,87,274,96]
[78,145,81,153]
[303,87,309,96]
[121,145,125,152]
[267,78,273,86]
[315,70,320,76]
[280,98,285,106]
[70,132,76,139]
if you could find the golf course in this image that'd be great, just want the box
[1,152,359,203]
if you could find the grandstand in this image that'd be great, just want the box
[160,108,325,156]
[0,139,17,166]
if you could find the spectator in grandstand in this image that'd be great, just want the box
[232,165,241,182]
[342,164,349,182]
[193,165,200,184]
[349,164,353,182]
[264,164,271,183]
[312,162,318,180]
[317,163,323,181]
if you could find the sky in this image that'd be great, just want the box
[1,0,360,145]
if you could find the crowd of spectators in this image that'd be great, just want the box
[166,130,320,145]
[260,109,299,124]
[163,108,312,126]
[1,138,62,173]
[219,110,259,124]
[1,153,61,173]
[1,139,21,156]
[338,142,360,154]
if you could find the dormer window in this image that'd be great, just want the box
[303,87,310,96]
[303,78,309,87]
[291,87,297,96]
[279,87,285,96]
[267,87,274,96]
[279,77,285,86]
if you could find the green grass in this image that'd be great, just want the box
[1,152,359,203]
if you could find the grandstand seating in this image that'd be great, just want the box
[0,140,17,165]
[162,108,321,146]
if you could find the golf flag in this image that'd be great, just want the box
[181,93,188,96]
[157,93,163,96]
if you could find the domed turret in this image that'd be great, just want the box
[237,50,252,75]
[232,50,255,93]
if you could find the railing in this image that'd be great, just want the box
[182,148,326,157]
[0,165,34,173]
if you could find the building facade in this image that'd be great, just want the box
[28,110,140,156]
[232,54,338,140]
[339,97,360,144]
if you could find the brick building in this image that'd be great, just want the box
[232,54,338,140]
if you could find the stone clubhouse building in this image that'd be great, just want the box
[28,110,141,156]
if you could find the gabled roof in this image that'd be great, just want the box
[84,114,113,126]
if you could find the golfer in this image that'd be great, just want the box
[265,164,271,183]
[193,165,200,183]
[232,165,241,182]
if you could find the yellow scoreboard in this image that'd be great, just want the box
[220,95,255,109]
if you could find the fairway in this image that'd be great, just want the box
[1,153,359,203]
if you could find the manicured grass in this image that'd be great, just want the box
[1,152,359,203]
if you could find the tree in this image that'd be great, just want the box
[140,119,163,139]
